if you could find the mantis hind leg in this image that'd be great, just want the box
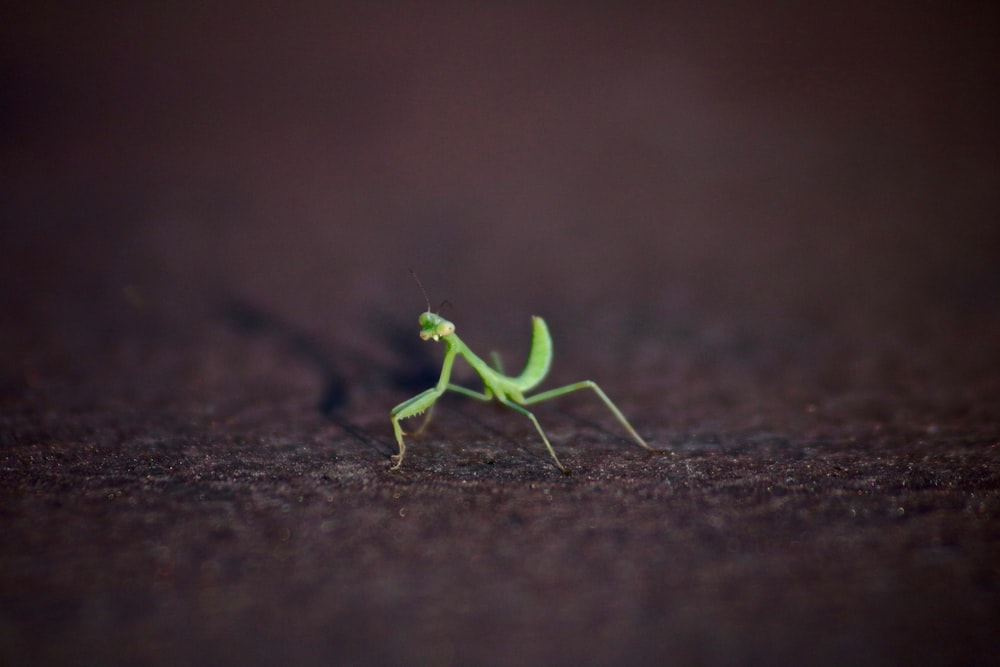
[522,380,669,455]
[496,397,568,473]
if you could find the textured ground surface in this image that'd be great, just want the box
[2,3,999,666]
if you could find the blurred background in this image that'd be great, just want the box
[2,1,998,404]
[3,5,1000,665]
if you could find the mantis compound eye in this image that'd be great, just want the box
[436,322,455,337]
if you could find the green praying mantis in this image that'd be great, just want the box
[389,272,668,472]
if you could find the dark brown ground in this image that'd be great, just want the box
[2,3,999,666]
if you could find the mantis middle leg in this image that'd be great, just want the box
[495,396,568,473]
[410,383,493,436]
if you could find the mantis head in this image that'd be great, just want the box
[409,270,454,341]
[419,312,455,341]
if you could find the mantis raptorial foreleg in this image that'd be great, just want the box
[390,386,444,469]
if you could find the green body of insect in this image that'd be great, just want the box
[389,307,666,472]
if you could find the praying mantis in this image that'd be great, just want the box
[389,272,668,472]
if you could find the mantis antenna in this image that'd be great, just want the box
[408,268,431,312]
[409,269,452,314]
